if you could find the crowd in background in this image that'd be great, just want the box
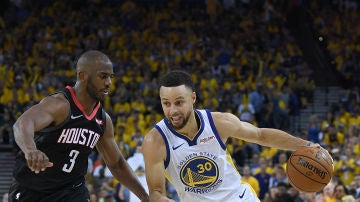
[0,0,359,201]
[308,0,360,88]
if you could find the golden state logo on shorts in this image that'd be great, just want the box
[180,156,219,189]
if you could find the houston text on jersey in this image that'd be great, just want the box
[57,128,100,148]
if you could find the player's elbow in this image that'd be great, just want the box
[13,118,26,139]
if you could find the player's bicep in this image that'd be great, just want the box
[22,105,55,131]
[213,112,262,143]
[15,96,69,131]
[142,130,168,195]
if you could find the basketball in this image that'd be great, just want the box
[286,146,333,193]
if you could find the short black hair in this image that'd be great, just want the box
[159,70,195,91]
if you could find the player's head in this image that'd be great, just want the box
[159,70,196,130]
[159,70,195,91]
[76,50,114,101]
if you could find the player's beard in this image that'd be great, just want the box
[166,109,192,131]
[87,80,103,102]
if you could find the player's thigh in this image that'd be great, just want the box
[8,182,42,202]
[44,184,90,202]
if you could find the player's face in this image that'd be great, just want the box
[87,64,114,102]
[160,85,195,130]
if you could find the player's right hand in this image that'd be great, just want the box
[25,149,53,174]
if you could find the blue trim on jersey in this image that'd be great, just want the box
[155,124,171,169]
[163,110,205,146]
[205,109,227,150]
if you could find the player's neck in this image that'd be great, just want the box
[72,84,98,114]
[177,110,200,139]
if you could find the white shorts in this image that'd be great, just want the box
[235,183,260,201]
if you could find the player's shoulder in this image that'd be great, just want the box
[209,111,242,133]
[103,110,112,120]
[142,128,167,160]
[143,128,164,146]
[39,93,69,108]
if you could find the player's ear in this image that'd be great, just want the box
[192,92,196,104]
[78,71,87,82]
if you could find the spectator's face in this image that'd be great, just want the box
[243,166,251,176]
[277,185,287,195]
[279,153,287,163]
[160,85,195,130]
[323,181,335,196]
[334,185,346,199]
[354,175,360,187]
[275,166,285,178]
[270,187,279,199]
[259,159,267,171]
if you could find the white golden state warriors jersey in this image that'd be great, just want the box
[155,109,259,202]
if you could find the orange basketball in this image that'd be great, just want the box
[286,146,333,192]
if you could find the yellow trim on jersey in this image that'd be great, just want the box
[240,182,261,202]
[225,151,242,177]
[226,151,260,202]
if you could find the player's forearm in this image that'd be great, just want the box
[13,119,37,153]
[259,128,309,151]
[109,160,149,201]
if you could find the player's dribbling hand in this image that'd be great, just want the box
[307,142,334,164]
[25,149,53,174]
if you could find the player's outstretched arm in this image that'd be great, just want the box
[13,95,68,173]
[96,113,149,202]
[142,129,175,202]
[212,112,313,151]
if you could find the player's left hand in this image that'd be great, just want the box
[25,149,54,174]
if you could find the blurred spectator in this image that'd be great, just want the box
[241,165,260,197]
[307,114,321,143]
[2,193,8,202]
[126,146,148,202]
[0,112,13,144]
[93,158,114,193]
[166,182,180,202]
[250,83,266,124]
[237,96,255,123]
[269,164,288,188]
[263,186,279,202]
[115,182,130,202]
[275,182,293,202]
[259,146,279,163]
[334,148,356,186]
[254,158,272,200]
[320,177,338,202]
[324,124,345,149]
[287,186,303,202]
[334,184,356,202]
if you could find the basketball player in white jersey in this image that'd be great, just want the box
[142,70,329,202]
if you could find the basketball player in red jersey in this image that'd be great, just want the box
[9,50,149,202]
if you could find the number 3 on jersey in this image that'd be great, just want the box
[62,150,79,173]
